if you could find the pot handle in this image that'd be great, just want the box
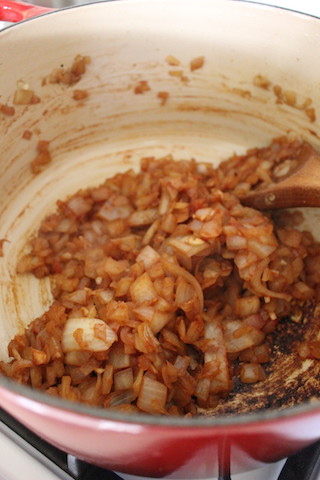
[0,1,53,22]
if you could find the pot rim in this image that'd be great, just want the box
[0,0,319,32]
[1,369,320,429]
[1,0,320,430]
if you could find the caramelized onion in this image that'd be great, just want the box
[2,136,319,416]
[161,258,204,310]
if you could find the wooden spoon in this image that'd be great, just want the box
[240,143,320,210]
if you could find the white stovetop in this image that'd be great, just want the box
[0,427,287,480]
[0,1,319,479]
[0,430,65,480]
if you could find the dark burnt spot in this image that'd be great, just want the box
[202,302,320,417]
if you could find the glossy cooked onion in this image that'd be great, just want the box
[1,136,320,416]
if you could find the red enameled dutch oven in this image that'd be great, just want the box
[1,0,320,477]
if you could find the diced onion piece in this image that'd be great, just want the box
[278,228,302,248]
[95,289,114,304]
[137,375,167,414]
[64,351,91,366]
[165,55,181,66]
[224,321,265,353]
[104,389,136,408]
[114,367,134,391]
[62,317,117,352]
[158,188,171,215]
[133,305,155,323]
[108,344,131,369]
[130,272,158,304]
[291,282,314,300]
[98,202,131,221]
[234,251,258,270]
[150,311,174,334]
[193,208,215,222]
[73,89,89,101]
[128,209,158,226]
[204,314,230,394]
[132,368,144,395]
[101,365,114,395]
[247,238,277,258]
[194,377,211,401]
[31,348,47,365]
[136,246,160,269]
[199,218,222,239]
[65,289,88,305]
[67,196,92,217]
[226,235,247,250]
[234,296,260,318]
[142,219,160,246]
[239,343,270,364]
[190,56,205,71]
[1,104,15,116]
[161,259,204,310]
[175,277,194,310]
[135,323,160,353]
[168,235,209,258]
[13,88,34,105]
[240,363,266,384]
[104,257,128,277]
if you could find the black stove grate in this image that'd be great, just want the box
[0,407,319,480]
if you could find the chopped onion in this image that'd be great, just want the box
[133,304,155,323]
[137,375,167,414]
[194,377,211,401]
[247,238,277,258]
[223,320,265,353]
[150,311,174,334]
[67,196,92,217]
[142,220,160,246]
[13,88,35,105]
[128,209,158,226]
[114,367,134,391]
[161,259,204,310]
[193,208,215,222]
[64,351,91,366]
[226,235,247,250]
[190,56,205,71]
[95,289,114,304]
[240,363,266,384]
[204,313,230,394]
[168,235,210,258]
[5,136,319,416]
[62,317,117,352]
[130,272,158,304]
[175,277,194,310]
[31,348,47,365]
[199,218,222,239]
[108,344,131,369]
[65,289,88,305]
[135,322,160,353]
[104,388,136,408]
[234,296,260,317]
[104,257,128,277]
[136,245,160,269]
[158,188,171,215]
[98,202,131,221]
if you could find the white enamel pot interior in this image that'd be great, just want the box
[1,0,320,477]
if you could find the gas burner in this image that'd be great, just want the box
[0,408,319,480]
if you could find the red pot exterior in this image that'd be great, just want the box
[0,0,51,22]
[0,385,320,478]
[1,1,320,477]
